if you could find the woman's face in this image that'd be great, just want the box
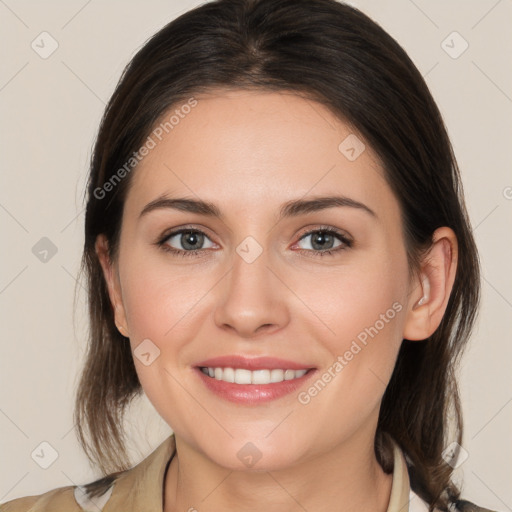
[102,89,420,470]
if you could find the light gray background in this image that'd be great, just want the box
[1,0,511,509]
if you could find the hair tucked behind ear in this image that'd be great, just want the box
[75,1,480,509]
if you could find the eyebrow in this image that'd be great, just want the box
[139,194,377,221]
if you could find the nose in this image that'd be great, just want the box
[213,244,290,339]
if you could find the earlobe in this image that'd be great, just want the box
[95,234,130,338]
[403,227,458,341]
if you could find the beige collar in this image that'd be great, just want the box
[387,436,414,511]
[103,434,413,512]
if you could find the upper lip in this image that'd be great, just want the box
[195,355,316,371]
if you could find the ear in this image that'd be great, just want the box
[95,234,130,338]
[402,227,458,341]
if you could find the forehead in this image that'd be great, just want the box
[124,89,398,223]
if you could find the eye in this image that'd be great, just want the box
[293,227,352,257]
[157,228,216,257]
[156,225,352,258]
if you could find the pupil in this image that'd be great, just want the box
[312,231,334,250]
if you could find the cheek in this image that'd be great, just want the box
[297,247,407,382]
[118,238,207,333]
[118,258,209,418]
[296,251,406,350]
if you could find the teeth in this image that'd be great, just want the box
[200,367,309,384]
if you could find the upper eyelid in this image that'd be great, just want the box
[297,225,351,239]
[160,224,215,240]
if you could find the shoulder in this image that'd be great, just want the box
[0,478,115,512]
[0,486,77,512]
[0,435,176,512]
[454,499,500,512]
[410,488,500,512]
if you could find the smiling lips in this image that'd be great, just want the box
[194,355,317,404]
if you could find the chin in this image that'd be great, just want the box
[198,436,305,472]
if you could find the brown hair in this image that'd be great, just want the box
[74,1,480,510]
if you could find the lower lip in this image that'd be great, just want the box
[194,367,317,405]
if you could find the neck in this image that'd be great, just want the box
[163,432,393,512]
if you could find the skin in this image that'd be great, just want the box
[96,89,458,512]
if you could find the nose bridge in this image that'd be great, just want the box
[213,234,288,337]
[232,235,272,292]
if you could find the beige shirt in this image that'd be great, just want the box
[0,434,434,512]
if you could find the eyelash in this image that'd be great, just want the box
[155,225,353,258]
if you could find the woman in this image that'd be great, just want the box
[1,0,498,511]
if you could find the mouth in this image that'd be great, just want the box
[193,355,317,404]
